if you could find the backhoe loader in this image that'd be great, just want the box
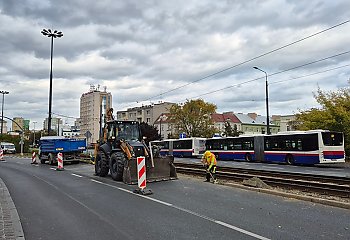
[94,119,177,184]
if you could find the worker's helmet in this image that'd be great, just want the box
[204,150,211,157]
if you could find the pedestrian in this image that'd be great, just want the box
[201,150,217,183]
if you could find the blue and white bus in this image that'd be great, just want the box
[206,130,345,165]
[151,138,206,158]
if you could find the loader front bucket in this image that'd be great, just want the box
[123,155,177,184]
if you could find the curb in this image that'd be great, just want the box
[0,178,25,240]
[223,181,350,210]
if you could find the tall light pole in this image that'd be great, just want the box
[33,121,37,146]
[253,67,270,135]
[41,29,63,135]
[0,91,9,135]
[159,114,166,140]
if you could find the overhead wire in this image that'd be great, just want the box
[179,50,350,101]
[229,63,350,102]
[121,19,349,109]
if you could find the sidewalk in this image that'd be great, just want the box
[0,178,25,240]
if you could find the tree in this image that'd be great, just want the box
[169,99,217,138]
[232,124,243,137]
[224,121,233,136]
[139,122,160,144]
[295,84,350,155]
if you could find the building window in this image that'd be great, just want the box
[146,110,150,115]
[146,118,150,123]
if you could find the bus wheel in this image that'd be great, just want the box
[285,155,294,165]
[245,153,252,162]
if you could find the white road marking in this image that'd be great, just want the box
[71,173,83,178]
[90,179,270,240]
[50,167,56,170]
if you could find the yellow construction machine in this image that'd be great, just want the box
[94,109,177,184]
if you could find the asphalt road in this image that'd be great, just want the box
[0,157,349,240]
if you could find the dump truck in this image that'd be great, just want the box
[39,136,86,164]
[94,120,177,184]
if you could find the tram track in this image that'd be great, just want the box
[174,162,350,198]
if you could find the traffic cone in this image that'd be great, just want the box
[56,152,64,171]
[31,151,38,164]
[0,149,4,161]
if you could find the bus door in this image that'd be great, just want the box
[254,136,265,162]
[168,140,173,156]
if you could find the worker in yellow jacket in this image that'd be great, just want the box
[201,150,217,183]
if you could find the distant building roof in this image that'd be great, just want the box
[235,113,275,125]
[154,113,174,124]
[211,113,241,123]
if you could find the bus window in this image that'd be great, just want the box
[301,134,318,151]
[227,139,234,150]
[242,140,253,150]
[233,140,242,150]
[322,132,343,146]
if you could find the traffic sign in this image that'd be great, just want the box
[84,130,92,138]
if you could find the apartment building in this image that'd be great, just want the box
[43,117,63,133]
[12,117,31,132]
[80,86,112,144]
[117,102,175,125]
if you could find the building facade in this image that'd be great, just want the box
[234,113,280,134]
[153,113,174,140]
[80,86,112,144]
[117,102,175,125]
[211,112,242,135]
[62,125,81,138]
[271,115,297,132]
[0,120,7,134]
[43,117,63,133]
[12,117,29,132]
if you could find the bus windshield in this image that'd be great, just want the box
[322,132,343,146]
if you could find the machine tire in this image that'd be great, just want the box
[94,152,102,175]
[110,152,126,181]
[245,153,252,162]
[98,151,109,177]
[285,154,294,165]
[39,154,45,164]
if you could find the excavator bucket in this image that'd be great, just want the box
[123,155,177,185]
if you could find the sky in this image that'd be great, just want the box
[0,0,349,130]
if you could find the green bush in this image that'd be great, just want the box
[0,134,30,153]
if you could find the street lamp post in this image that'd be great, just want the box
[159,114,166,140]
[33,121,37,146]
[253,67,270,135]
[0,91,9,135]
[41,29,63,135]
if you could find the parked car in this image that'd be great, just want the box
[0,142,16,154]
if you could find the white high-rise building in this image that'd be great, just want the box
[80,85,112,144]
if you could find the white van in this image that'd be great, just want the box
[0,142,16,154]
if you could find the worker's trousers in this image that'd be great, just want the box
[206,165,217,181]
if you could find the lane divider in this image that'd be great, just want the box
[71,173,83,178]
[89,178,270,240]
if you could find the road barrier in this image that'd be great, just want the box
[0,149,3,161]
[56,152,64,171]
[31,151,38,164]
[133,156,152,195]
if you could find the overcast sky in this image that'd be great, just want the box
[0,0,349,129]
